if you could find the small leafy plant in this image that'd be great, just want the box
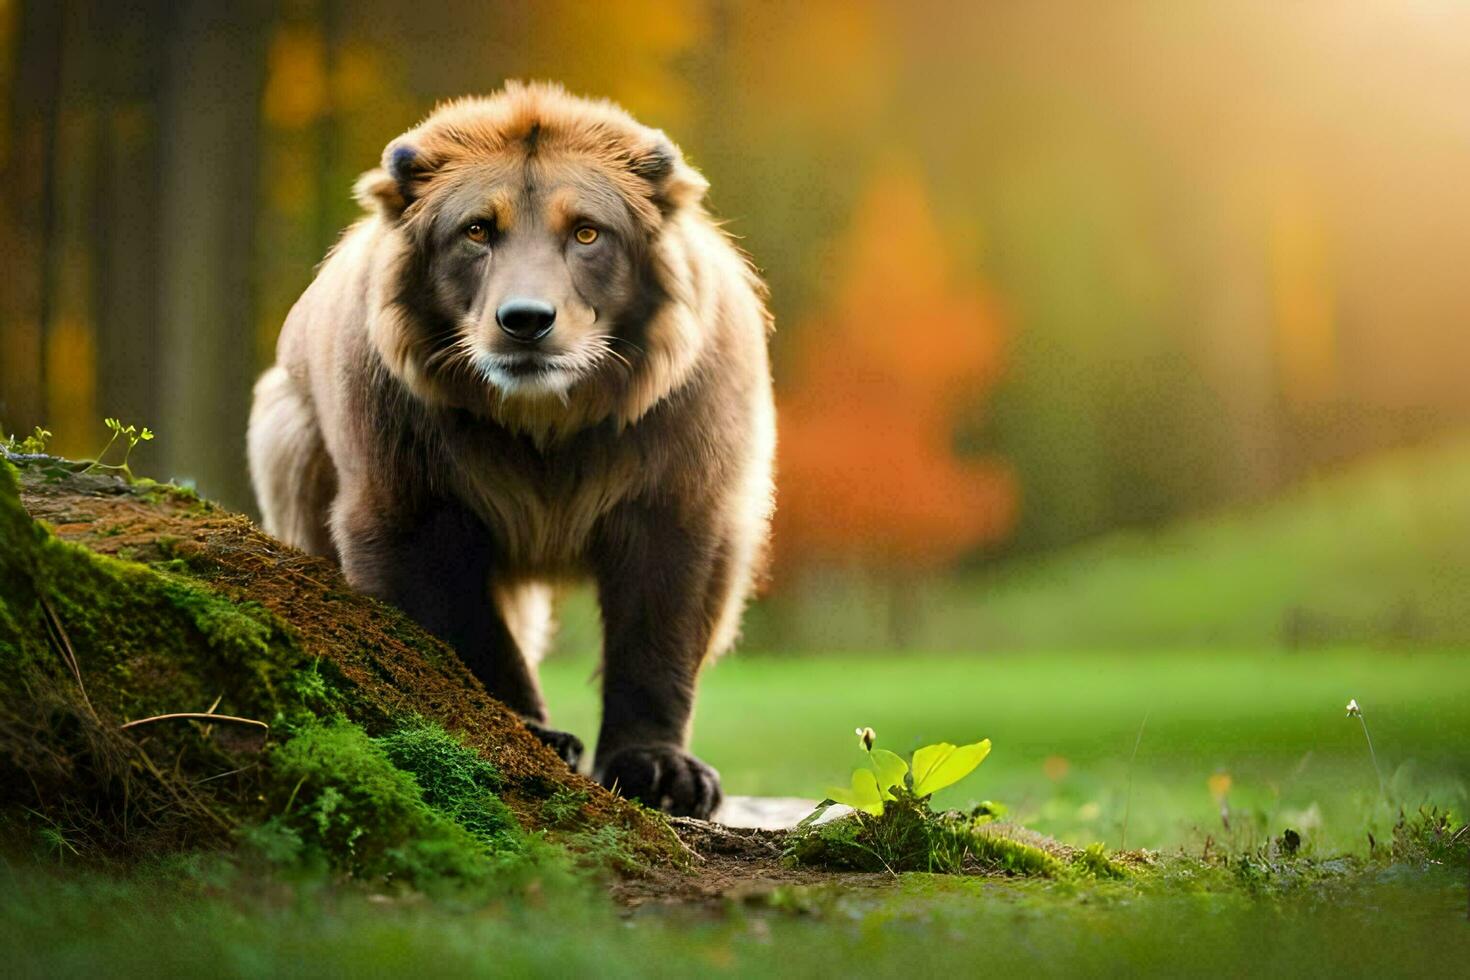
[802,726,992,824]
[81,417,154,481]
[788,728,1124,878]
[2,426,52,455]
[788,727,1068,875]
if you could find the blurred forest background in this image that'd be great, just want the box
[4,0,1470,651]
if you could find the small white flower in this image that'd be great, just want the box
[1346,698,1361,717]
[855,726,875,752]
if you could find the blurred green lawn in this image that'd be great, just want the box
[544,442,1470,853]
[740,439,1470,652]
[543,648,1470,853]
[7,849,1468,977]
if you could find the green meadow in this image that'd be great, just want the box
[543,648,1470,855]
[542,443,1470,855]
[7,442,1470,977]
[5,856,1468,977]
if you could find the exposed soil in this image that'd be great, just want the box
[613,818,890,907]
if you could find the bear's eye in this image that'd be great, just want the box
[465,222,491,244]
[574,226,599,245]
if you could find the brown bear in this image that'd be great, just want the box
[247,82,775,819]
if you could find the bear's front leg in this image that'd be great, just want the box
[331,483,583,767]
[591,501,725,819]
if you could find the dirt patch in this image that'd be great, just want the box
[612,818,890,907]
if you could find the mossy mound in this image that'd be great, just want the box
[783,794,1127,879]
[0,455,677,883]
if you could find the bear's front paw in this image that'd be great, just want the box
[595,745,722,819]
[523,720,584,770]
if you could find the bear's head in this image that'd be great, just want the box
[357,81,709,411]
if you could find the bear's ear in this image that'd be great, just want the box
[354,141,431,218]
[353,168,405,216]
[631,133,707,210]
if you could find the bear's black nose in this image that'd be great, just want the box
[496,298,557,342]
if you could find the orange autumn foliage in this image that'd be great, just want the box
[775,166,1017,573]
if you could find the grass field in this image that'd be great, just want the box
[536,441,1470,854]
[5,855,1468,977]
[10,655,1465,978]
[7,647,1464,977]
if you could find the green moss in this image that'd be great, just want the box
[243,718,590,893]
[784,814,870,870]
[1386,805,1467,867]
[968,827,1067,876]
[3,462,299,854]
[376,720,519,851]
[1069,841,1127,879]
[784,795,975,874]
[0,457,672,880]
[540,788,592,828]
[0,455,601,882]
[564,825,648,875]
[134,477,212,513]
[250,718,508,884]
[0,459,303,729]
[283,658,342,717]
[785,793,1075,876]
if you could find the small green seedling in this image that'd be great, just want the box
[801,727,992,825]
[81,417,154,481]
[2,426,52,455]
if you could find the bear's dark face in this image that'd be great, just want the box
[403,155,664,400]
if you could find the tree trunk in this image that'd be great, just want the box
[155,0,269,509]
